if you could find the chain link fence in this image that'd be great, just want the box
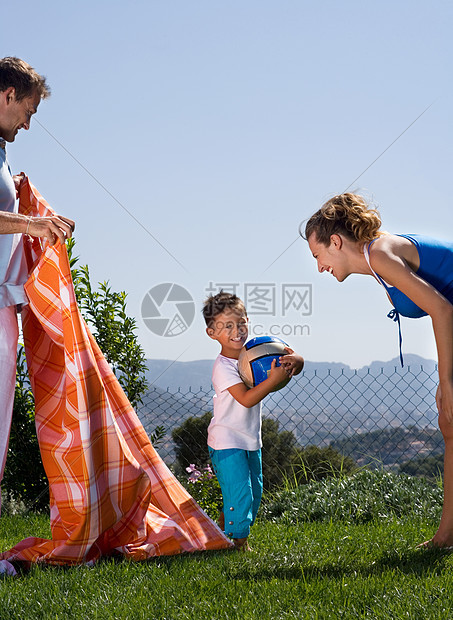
[137,363,444,481]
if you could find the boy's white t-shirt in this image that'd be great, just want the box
[207,354,262,451]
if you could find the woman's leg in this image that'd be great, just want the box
[425,409,453,547]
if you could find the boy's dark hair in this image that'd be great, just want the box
[0,57,50,101]
[202,291,247,327]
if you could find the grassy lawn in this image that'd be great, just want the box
[0,513,452,619]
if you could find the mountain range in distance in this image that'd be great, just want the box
[145,354,437,392]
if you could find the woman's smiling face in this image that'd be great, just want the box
[308,233,350,282]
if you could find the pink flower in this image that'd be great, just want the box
[202,465,214,479]
[188,470,202,483]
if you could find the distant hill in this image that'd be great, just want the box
[146,359,215,392]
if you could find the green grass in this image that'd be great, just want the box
[0,472,451,620]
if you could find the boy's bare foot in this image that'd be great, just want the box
[233,537,251,551]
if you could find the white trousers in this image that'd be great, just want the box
[0,305,19,512]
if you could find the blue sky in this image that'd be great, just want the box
[3,1,452,368]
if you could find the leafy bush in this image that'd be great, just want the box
[285,445,357,485]
[69,239,148,410]
[171,413,305,488]
[183,464,223,519]
[261,418,299,490]
[1,490,27,516]
[3,347,48,512]
[261,469,443,525]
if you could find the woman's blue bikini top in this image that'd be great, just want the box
[364,234,453,365]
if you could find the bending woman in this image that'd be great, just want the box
[304,193,453,549]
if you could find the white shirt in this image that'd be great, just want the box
[207,354,262,451]
[0,141,28,309]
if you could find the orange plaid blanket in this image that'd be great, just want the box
[0,178,232,565]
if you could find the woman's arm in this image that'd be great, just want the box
[370,241,453,422]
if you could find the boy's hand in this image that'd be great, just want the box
[228,358,290,407]
[267,358,289,387]
[279,347,304,378]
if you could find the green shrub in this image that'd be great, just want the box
[261,469,443,525]
[261,418,299,490]
[69,239,148,410]
[172,415,358,492]
[182,464,223,520]
[286,444,357,486]
[3,347,48,512]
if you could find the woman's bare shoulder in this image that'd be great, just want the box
[370,234,419,271]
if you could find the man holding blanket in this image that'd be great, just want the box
[0,56,74,515]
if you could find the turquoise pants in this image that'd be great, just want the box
[208,447,263,539]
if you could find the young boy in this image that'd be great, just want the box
[203,291,304,550]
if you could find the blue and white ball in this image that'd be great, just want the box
[238,335,291,392]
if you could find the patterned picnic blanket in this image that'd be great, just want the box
[0,178,231,565]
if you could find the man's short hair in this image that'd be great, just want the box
[0,57,50,101]
[202,291,247,327]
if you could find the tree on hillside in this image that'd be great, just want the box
[261,418,299,490]
[399,454,444,479]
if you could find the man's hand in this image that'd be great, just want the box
[13,173,25,198]
[26,214,75,245]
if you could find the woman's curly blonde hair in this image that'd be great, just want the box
[303,193,382,246]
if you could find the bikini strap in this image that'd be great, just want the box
[387,309,404,368]
[363,241,388,289]
[363,242,404,368]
